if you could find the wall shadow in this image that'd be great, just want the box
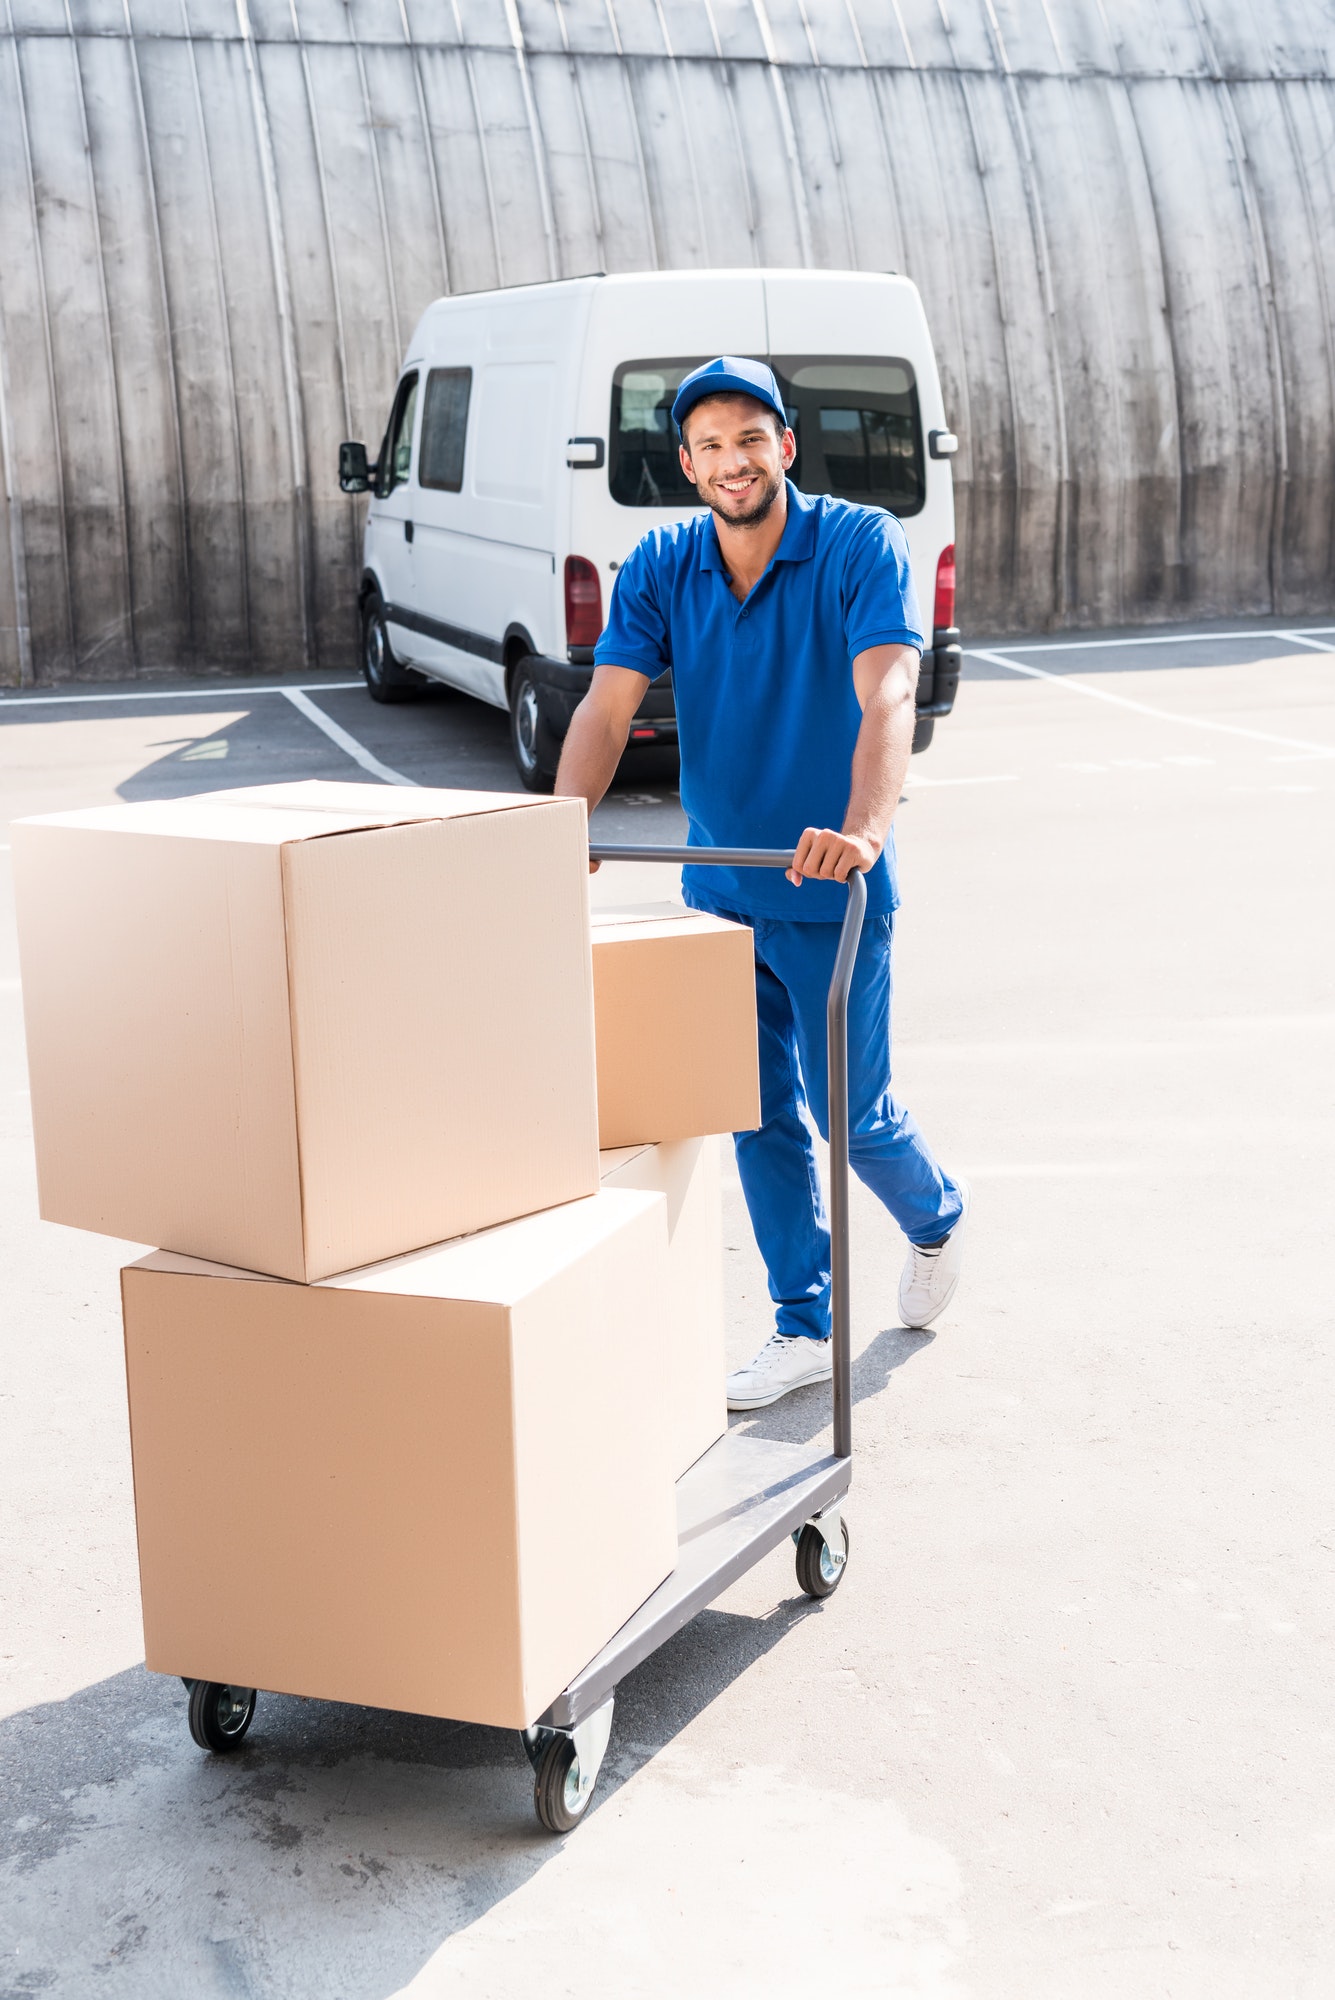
[0,1595,808,1999]
[0,676,677,810]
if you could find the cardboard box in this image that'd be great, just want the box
[600,1136,727,1477]
[121,1188,678,1730]
[13,781,599,1281]
[590,904,760,1148]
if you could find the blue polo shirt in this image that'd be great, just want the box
[594,481,923,921]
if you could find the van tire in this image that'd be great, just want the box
[508,659,559,793]
[362,592,425,703]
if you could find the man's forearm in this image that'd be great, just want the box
[787,644,918,885]
[554,690,633,818]
[843,670,917,851]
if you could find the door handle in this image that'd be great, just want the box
[404,519,414,544]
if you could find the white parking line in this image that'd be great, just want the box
[280,688,416,787]
[1280,631,1335,655]
[904,771,1019,788]
[968,648,1335,759]
[990,627,1335,654]
[955,1163,1137,1179]
[0,681,364,708]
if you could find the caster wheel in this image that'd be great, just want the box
[187,1680,257,1753]
[533,1733,595,1834]
[795,1518,850,1599]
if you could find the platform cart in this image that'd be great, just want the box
[184,845,866,1837]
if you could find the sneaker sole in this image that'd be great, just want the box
[726,1363,833,1412]
[899,1265,962,1330]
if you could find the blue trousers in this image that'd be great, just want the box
[705,904,963,1342]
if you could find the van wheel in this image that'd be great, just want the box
[509,660,559,793]
[362,592,425,704]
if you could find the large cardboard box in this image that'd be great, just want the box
[590,904,760,1148]
[600,1136,727,1476]
[121,1188,677,1730]
[13,781,599,1281]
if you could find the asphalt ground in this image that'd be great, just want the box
[1,619,1332,1997]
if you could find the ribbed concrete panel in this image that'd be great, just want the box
[567,55,657,271]
[131,32,236,663]
[192,34,306,669]
[1231,78,1335,614]
[19,31,131,676]
[0,0,1332,682]
[0,31,67,681]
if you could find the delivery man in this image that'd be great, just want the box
[555,356,969,1411]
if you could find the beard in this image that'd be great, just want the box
[701,463,785,529]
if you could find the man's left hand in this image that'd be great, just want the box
[787,827,881,887]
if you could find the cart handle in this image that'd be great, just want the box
[588,843,864,1463]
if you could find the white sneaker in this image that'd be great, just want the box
[898,1179,972,1330]
[726,1332,833,1411]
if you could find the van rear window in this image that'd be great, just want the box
[609,360,706,508]
[609,355,925,516]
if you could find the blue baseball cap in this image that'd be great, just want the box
[671,356,788,435]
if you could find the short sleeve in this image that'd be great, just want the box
[593,538,672,682]
[841,511,925,657]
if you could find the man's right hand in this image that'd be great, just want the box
[788,825,882,887]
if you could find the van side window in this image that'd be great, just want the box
[419,368,472,492]
[375,372,419,498]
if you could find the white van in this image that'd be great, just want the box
[338,269,961,790]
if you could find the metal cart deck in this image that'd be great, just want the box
[519,843,865,1831]
[184,843,866,1837]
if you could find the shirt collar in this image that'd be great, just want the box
[698,480,818,573]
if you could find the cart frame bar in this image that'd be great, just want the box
[536,845,865,1729]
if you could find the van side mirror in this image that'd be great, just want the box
[339,441,372,493]
[927,429,958,459]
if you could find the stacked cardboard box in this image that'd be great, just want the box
[600,1137,728,1478]
[14,782,760,1729]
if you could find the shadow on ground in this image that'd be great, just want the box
[0,1592,815,1998]
[89,685,680,804]
[730,1322,935,1449]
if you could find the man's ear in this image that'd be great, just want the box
[781,427,797,469]
[678,441,697,487]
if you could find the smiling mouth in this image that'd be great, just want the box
[716,472,761,496]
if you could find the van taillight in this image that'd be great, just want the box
[564,556,603,649]
[933,544,956,633]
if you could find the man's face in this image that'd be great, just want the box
[679,394,796,528]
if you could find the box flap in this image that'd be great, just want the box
[590,907,748,946]
[201,780,558,830]
[126,1249,284,1285]
[318,1188,665,1308]
[589,902,689,928]
[17,781,574,847]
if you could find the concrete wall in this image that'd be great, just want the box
[1,0,1332,683]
